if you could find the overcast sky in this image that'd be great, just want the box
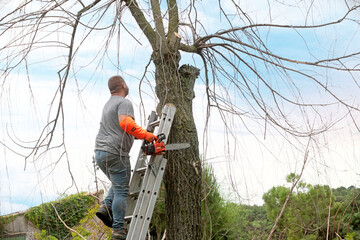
[1,0,360,215]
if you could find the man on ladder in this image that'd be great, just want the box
[94,75,157,240]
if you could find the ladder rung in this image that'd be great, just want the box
[124,215,132,222]
[129,190,140,198]
[135,166,147,175]
[149,119,160,127]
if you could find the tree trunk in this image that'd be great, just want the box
[153,52,202,239]
[124,0,202,237]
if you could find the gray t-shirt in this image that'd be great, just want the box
[95,95,135,156]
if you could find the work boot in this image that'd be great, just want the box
[96,205,113,228]
[111,229,127,240]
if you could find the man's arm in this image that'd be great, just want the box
[118,114,156,142]
[118,114,128,123]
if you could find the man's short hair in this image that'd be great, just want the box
[108,75,124,94]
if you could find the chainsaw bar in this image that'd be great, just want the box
[164,143,190,151]
[142,142,190,155]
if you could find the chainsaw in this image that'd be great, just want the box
[142,133,190,155]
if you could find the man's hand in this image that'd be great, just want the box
[144,132,157,142]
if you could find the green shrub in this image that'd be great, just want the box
[25,193,95,239]
[34,230,58,240]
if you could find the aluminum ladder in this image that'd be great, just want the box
[125,104,176,240]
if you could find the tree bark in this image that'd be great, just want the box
[125,0,202,237]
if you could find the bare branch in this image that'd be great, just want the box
[150,0,168,53]
[167,0,179,46]
[50,203,86,240]
[199,35,360,72]
[124,0,157,50]
[200,5,360,43]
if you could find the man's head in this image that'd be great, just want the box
[108,75,129,97]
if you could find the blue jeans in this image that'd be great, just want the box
[95,150,131,231]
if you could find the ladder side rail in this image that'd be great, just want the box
[156,105,176,145]
[138,158,167,240]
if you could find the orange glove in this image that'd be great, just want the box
[119,116,156,141]
[144,132,157,142]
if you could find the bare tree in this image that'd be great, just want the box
[1,0,360,239]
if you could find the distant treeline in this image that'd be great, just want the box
[151,169,360,240]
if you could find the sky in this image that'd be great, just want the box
[1,0,360,215]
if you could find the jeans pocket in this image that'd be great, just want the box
[108,156,130,175]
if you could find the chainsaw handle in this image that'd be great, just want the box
[156,133,166,143]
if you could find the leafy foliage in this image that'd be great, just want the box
[333,186,360,239]
[201,164,273,239]
[263,174,360,240]
[201,165,229,239]
[71,204,112,240]
[34,230,58,240]
[217,203,272,240]
[25,193,95,239]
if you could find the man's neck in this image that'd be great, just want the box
[111,92,126,97]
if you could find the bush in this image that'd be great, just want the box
[25,193,95,239]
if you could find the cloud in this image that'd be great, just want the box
[0,152,59,216]
[0,200,29,216]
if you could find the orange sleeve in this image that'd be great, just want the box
[119,116,147,139]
